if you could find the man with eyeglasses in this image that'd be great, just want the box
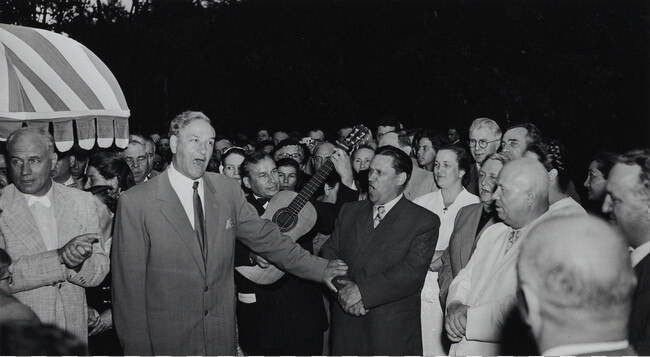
[0,248,40,323]
[121,136,151,185]
[466,118,502,196]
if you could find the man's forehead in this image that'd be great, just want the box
[251,158,276,172]
[608,163,642,192]
[504,127,527,140]
[371,154,394,169]
[470,127,496,139]
[125,143,146,154]
[278,145,302,154]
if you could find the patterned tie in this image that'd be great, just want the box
[373,205,385,228]
[505,229,521,254]
[193,181,206,259]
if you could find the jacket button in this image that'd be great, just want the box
[204,286,208,292]
[204,310,208,315]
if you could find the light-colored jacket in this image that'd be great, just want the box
[0,182,108,342]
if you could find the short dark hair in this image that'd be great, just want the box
[376,116,401,131]
[255,140,275,153]
[375,145,413,187]
[617,148,650,193]
[0,321,87,355]
[591,152,618,179]
[506,122,543,144]
[88,151,136,192]
[526,139,571,193]
[221,147,246,163]
[437,145,473,188]
[415,130,448,152]
[240,151,273,180]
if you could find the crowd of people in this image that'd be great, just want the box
[0,112,648,356]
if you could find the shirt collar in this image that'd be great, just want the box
[632,240,650,267]
[168,162,203,188]
[22,181,55,207]
[63,176,75,186]
[543,339,629,356]
[374,193,403,217]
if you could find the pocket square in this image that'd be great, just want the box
[225,218,234,230]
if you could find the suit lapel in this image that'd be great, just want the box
[353,197,408,270]
[351,200,373,264]
[53,183,79,247]
[460,204,484,265]
[157,173,206,277]
[0,185,45,254]
[203,176,222,279]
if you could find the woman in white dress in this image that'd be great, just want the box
[413,145,479,356]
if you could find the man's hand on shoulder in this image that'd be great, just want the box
[445,301,469,342]
[322,259,348,292]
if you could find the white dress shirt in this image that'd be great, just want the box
[167,163,205,230]
[22,184,58,251]
[632,240,650,267]
[373,193,403,220]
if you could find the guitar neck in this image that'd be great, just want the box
[286,160,335,215]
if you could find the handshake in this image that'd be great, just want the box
[57,233,101,269]
[331,275,368,317]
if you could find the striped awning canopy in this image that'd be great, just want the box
[0,24,129,151]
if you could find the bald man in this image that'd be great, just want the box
[445,158,549,356]
[379,132,438,200]
[312,142,335,172]
[518,215,637,355]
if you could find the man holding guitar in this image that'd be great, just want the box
[235,138,362,354]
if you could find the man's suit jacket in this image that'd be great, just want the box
[235,195,327,352]
[465,163,480,196]
[404,166,438,201]
[0,183,108,342]
[630,252,650,355]
[447,222,522,356]
[320,196,440,355]
[438,203,497,306]
[111,171,329,355]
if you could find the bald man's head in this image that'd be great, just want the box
[492,158,549,229]
[518,215,636,347]
[378,131,412,156]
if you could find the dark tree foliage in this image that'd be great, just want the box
[1,0,649,177]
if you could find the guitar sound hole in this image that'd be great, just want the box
[273,209,297,233]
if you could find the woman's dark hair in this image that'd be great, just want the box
[88,151,135,192]
[86,185,118,213]
[414,130,448,153]
[221,147,246,164]
[526,139,571,193]
[591,152,618,179]
[437,145,473,189]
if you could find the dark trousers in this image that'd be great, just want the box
[242,334,323,356]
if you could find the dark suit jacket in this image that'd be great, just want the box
[630,253,650,355]
[111,171,328,355]
[235,195,327,351]
[465,163,480,196]
[438,203,497,306]
[320,196,440,355]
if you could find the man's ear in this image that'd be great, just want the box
[397,171,407,186]
[519,285,542,335]
[242,177,251,190]
[50,152,58,170]
[170,135,178,155]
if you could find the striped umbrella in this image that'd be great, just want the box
[0,24,129,151]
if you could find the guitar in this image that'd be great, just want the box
[236,125,371,285]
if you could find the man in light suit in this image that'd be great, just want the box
[320,145,440,355]
[518,215,638,356]
[0,128,108,342]
[111,111,348,355]
[438,153,509,306]
[602,148,650,354]
[445,158,549,355]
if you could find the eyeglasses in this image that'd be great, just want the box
[468,139,500,149]
[276,152,304,161]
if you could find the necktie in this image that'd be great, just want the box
[28,195,51,207]
[373,205,385,228]
[505,229,521,254]
[193,181,206,258]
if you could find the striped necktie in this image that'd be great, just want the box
[373,205,385,228]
